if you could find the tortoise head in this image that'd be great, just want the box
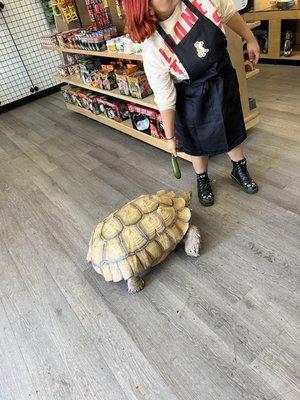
[182,191,192,207]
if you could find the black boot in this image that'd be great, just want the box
[197,172,214,206]
[231,158,258,194]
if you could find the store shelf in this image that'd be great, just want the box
[246,68,260,79]
[65,102,191,161]
[42,45,143,61]
[259,51,300,60]
[259,53,270,58]
[245,108,260,130]
[244,10,300,22]
[246,21,261,30]
[280,50,300,60]
[65,102,258,162]
[54,74,157,109]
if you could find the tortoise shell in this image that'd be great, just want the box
[87,190,191,282]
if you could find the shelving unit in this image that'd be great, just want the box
[42,45,143,61]
[244,9,300,60]
[43,7,261,162]
[53,74,156,109]
[65,102,191,161]
[246,68,260,79]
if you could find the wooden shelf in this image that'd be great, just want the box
[54,74,157,109]
[244,9,300,21]
[259,51,300,60]
[65,102,191,161]
[244,10,300,61]
[280,49,300,60]
[42,45,143,61]
[246,21,261,30]
[246,68,260,79]
[64,102,258,161]
[244,108,260,130]
[259,53,270,58]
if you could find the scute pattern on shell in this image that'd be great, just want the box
[87,191,191,282]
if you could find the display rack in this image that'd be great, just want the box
[42,45,143,61]
[244,9,300,60]
[42,9,261,162]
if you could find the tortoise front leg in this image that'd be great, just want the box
[184,225,201,257]
[127,276,145,294]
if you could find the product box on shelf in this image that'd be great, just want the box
[100,65,118,90]
[100,98,130,122]
[61,88,73,103]
[79,58,102,85]
[127,71,153,99]
[89,70,103,88]
[41,34,58,47]
[127,103,165,139]
[87,94,102,115]
[115,64,139,96]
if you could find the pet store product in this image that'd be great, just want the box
[127,71,153,99]
[102,98,129,122]
[100,65,117,90]
[127,103,164,139]
[115,64,138,96]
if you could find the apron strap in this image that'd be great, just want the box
[181,0,204,20]
[156,24,177,49]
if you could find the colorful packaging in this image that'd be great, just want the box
[128,103,164,139]
[106,38,117,52]
[97,96,108,116]
[100,68,117,90]
[115,64,138,96]
[89,70,103,88]
[67,63,81,77]
[101,98,129,122]
[79,58,101,85]
[127,71,153,99]
[61,88,72,103]
[57,64,70,77]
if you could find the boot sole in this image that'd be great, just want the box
[231,174,258,194]
[198,197,215,206]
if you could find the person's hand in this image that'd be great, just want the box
[166,137,177,155]
[247,38,260,64]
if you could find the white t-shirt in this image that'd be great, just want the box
[142,0,237,111]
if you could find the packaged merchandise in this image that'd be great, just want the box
[100,65,117,90]
[61,88,72,103]
[115,64,138,96]
[79,58,102,84]
[127,71,153,99]
[96,96,108,115]
[67,64,81,77]
[127,103,165,139]
[106,38,117,52]
[101,98,130,122]
[57,65,70,77]
[41,35,58,46]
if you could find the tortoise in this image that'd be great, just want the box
[87,190,201,293]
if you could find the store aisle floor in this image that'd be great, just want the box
[0,64,299,400]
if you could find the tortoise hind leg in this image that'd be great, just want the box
[184,225,201,257]
[127,276,145,294]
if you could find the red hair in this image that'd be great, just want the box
[123,0,157,43]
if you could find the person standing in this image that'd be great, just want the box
[124,0,260,206]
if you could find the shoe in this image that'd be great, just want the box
[231,158,258,194]
[197,172,214,206]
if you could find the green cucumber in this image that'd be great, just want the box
[171,155,181,179]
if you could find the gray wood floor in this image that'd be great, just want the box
[0,64,299,400]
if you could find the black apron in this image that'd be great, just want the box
[156,0,247,156]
